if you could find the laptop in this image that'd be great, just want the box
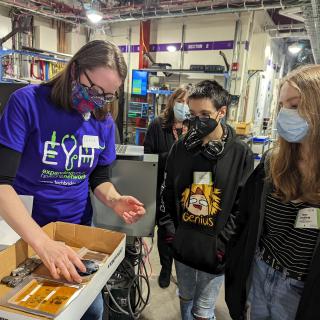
[115,144,144,157]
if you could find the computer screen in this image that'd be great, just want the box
[131,70,148,96]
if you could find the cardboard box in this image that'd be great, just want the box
[0,222,126,320]
[235,122,251,136]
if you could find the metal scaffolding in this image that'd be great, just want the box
[304,0,320,63]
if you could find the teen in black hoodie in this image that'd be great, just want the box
[160,80,253,320]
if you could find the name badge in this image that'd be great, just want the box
[295,207,320,229]
[82,135,99,149]
[193,172,212,185]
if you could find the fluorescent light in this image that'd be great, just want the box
[86,10,103,23]
[166,45,177,52]
[288,43,303,55]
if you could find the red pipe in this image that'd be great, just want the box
[139,20,150,69]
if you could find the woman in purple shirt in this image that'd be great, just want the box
[0,40,145,319]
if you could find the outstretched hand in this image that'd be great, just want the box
[111,196,145,224]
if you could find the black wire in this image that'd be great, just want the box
[128,273,150,317]
[105,237,151,319]
[247,70,259,83]
[102,288,123,315]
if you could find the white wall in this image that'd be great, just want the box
[66,31,87,54]
[34,25,57,51]
[90,14,247,93]
[0,15,12,49]
[230,10,284,128]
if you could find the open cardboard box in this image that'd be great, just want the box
[0,222,126,320]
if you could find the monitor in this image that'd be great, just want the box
[131,70,148,96]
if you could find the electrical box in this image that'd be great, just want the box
[248,33,271,71]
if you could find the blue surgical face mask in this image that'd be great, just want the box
[173,102,189,122]
[276,108,309,143]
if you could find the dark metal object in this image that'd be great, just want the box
[1,275,24,288]
[77,259,99,276]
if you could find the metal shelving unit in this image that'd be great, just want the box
[142,68,228,76]
[147,89,173,95]
[142,68,230,89]
[0,49,69,83]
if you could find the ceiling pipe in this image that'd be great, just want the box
[100,0,259,13]
[0,0,303,24]
[278,7,305,22]
[265,23,305,31]
[0,0,85,23]
[269,31,309,39]
[29,0,82,15]
[102,0,297,16]
[103,2,302,23]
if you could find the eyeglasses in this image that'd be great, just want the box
[82,70,118,104]
[186,114,211,122]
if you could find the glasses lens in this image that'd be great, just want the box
[104,93,117,103]
[187,115,210,122]
[199,115,211,122]
[89,85,104,96]
[187,115,196,121]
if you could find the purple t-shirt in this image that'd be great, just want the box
[0,84,116,226]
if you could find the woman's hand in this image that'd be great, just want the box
[34,238,86,283]
[110,195,145,224]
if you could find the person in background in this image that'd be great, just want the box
[144,86,190,288]
[225,65,320,320]
[0,40,145,320]
[160,80,253,320]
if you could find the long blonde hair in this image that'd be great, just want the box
[269,65,320,203]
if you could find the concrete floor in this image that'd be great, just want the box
[140,235,232,320]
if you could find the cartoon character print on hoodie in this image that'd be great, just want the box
[181,184,221,228]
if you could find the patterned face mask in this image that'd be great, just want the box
[70,67,118,115]
[70,81,106,115]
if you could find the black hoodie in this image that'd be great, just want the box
[159,125,254,274]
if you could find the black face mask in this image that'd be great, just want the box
[184,117,219,152]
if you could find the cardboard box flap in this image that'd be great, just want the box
[53,222,125,254]
[41,223,56,239]
[0,240,29,280]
